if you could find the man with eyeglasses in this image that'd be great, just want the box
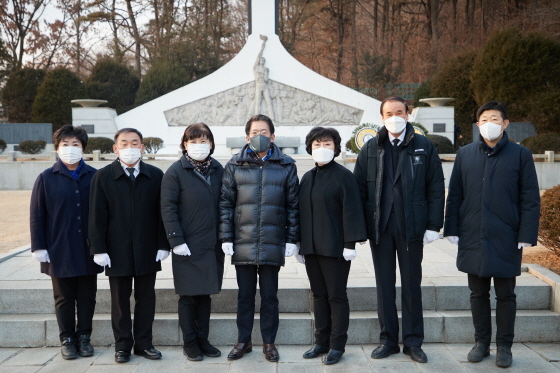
[219,114,299,363]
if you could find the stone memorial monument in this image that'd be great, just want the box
[112,1,381,155]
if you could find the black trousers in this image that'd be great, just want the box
[235,265,280,344]
[468,274,517,347]
[51,275,98,342]
[305,254,351,351]
[108,273,157,352]
[178,295,212,344]
[372,214,424,348]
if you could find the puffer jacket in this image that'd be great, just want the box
[354,123,445,245]
[219,143,299,266]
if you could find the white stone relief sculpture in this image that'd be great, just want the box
[164,79,363,127]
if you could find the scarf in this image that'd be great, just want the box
[185,154,212,176]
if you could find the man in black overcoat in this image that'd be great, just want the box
[354,96,445,363]
[444,102,540,368]
[89,128,170,363]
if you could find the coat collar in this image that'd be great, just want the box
[111,159,153,180]
[179,154,221,170]
[478,131,510,157]
[233,143,295,165]
[377,122,415,148]
[52,159,92,179]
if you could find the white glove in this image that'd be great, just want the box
[285,243,297,257]
[222,242,234,255]
[32,250,50,263]
[518,242,531,250]
[423,230,440,245]
[173,243,191,256]
[94,253,111,268]
[447,236,459,245]
[343,248,357,261]
[294,242,305,264]
[156,250,170,262]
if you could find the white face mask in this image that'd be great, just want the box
[187,144,211,161]
[312,147,335,164]
[58,146,82,165]
[479,122,503,141]
[118,148,142,165]
[383,116,407,134]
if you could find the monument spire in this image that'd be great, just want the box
[248,0,278,36]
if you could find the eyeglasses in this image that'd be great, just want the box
[250,130,270,136]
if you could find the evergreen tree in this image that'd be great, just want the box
[32,67,85,132]
[1,67,45,122]
[134,60,192,107]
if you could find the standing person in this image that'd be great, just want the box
[89,128,170,363]
[160,123,225,361]
[354,96,445,363]
[30,125,102,360]
[444,102,540,368]
[219,114,299,362]
[297,127,367,365]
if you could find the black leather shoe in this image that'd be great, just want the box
[263,343,279,362]
[183,343,203,361]
[227,342,252,360]
[134,347,162,360]
[403,346,428,363]
[198,338,221,357]
[61,337,78,360]
[371,344,400,359]
[496,346,512,368]
[115,350,130,363]
[467,342,490,362]
[303,344,329,359]
[323,349,343,365]
[77,334,94,357]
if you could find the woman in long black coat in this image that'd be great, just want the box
[160,123,225,361]
[30,125,102,360]
[297,127,367,365]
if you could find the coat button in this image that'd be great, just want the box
[75,190,79,193]
[77,216,81,219]
[77,203,80,206]
[78,229,82,232]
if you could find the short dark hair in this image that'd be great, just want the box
[380,96,409,115]
[53,125,88,150]
[114,128,143,142]
[179,123,215,155]
[476,101,508,121]
[305,127,342,157]
[245,114,275,135]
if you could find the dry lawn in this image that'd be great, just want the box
[0,190,31,254]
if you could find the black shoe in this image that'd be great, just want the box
[467,342,490,362]
[496,346,512,368]
[303,344,329,359]
[61,337,78,360]
[115,350,130,363]
[371,344,400,359]
[323,349,343,365]
[134,347,162,360]
[198,338,221,357]
[263,343,279,362]
[77,334,94,357]
[403,346,428,363]
[227,342,252,360]
[183,342,203,361]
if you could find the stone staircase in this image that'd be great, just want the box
[1,240,559,348]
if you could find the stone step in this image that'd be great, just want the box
[1,310,559,348]
[0,279,551,314]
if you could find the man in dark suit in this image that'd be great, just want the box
[354,97,445,363]
[89,128,170,363]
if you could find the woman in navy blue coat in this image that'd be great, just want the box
[30,125,102,360]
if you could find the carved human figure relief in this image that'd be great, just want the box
[253,35,275,120]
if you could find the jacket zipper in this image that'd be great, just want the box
[256,164,263,266]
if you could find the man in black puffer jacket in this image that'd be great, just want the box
[219,114,299,363]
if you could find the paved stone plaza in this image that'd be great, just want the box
[0,240,559,371]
